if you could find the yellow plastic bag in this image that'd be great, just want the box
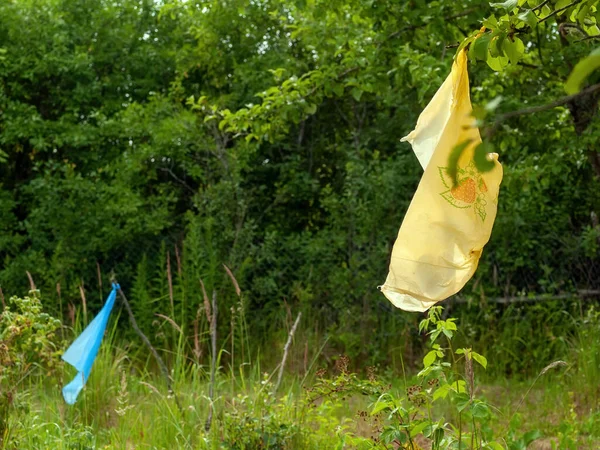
[380,50,503,312]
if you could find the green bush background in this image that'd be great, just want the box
[1,0,599,374]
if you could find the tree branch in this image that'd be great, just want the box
[386,7,479,42]
[159,167,196,194]
[532,0,551,12]
[559,22,589,38]
[576,35,600,42]
[493,82,600,125]
[306,66,359,97]
[539,0,582,22]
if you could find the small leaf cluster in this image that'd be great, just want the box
[464,0,600,73]
[219,371,345,449]
[0,290,63,443]
[334,307,541,449]
[0,291,63,385]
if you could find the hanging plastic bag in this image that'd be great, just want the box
[62,283,119,404]
[380,50,503,312]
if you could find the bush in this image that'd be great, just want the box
[0,291,63,445]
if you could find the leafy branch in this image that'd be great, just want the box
[384,7,480,42]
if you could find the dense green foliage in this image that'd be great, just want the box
[1,0,600,369]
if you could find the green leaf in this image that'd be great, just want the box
[444,319,457,331]
[490,0,519,11]
[469,33,491,62]
[510,412,523,430]
[555,0,573,12]
[380,427,407,445]
[451,380,467,394]
[429,328,443,343]
[409,420,430,438]
[474,142,497,173]
[471,351,488,369]
[487,55,509,71]
[371,399,392,415]
[305,103,317,115]
[423,350,437,368]
[471,401,490,418]
[455,392,471,412]
[482,14,499,28]
[351,87,363,101]
[417,365,435,378]
[484,442,505,450]
[447,139,473,185]
[523,430,543,445]
[456,33,478,56]
[333,83,344,97]
[577,3,591,24]
[504,37,525,65]
[491,31,507,58]
[517,9,538,28]
[565,48,600,94]
[433,383,451,401]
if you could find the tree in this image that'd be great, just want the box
[0,0,598,363]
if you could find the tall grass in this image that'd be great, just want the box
[6,308,337,448]
[3,266,600,449]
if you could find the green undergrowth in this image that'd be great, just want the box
[2,292,600,449]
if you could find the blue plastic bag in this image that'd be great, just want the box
[62,283,119,404]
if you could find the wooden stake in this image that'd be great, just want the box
[26,271,36,291]
[117,286,182,413]
[274,312,302,394]
[205,290,218,432]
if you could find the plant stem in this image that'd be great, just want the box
[446,334,457,366]
[500,360,567,437]
[274,312,302,394]
[458,412,462,449]
[399,351,415,449]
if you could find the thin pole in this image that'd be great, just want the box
[274,312,302,394]
[117,286,182,413]
[205,290,218,432]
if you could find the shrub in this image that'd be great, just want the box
[0,290,63,445]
